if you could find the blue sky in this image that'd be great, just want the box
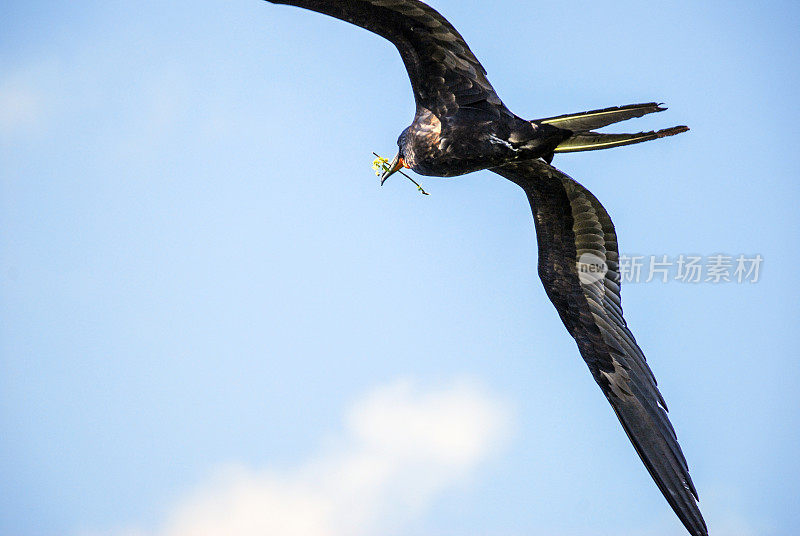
[1,1,799,535]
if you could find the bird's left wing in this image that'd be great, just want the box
[265,0,509,118]
[492,159,708,536]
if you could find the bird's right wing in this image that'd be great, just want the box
[492,159,708,536]
[265,0,510,118]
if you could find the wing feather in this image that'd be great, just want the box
[492,159,707,536]
[265,0,509,118]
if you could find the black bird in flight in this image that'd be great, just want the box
[264,1,706,535]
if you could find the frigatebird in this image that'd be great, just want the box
[264,1,706,535]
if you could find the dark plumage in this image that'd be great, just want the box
[264,2,706,535]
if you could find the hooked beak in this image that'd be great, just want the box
[380,153,406,186]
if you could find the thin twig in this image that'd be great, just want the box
[372,152,430,195]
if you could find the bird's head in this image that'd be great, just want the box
[372,129,428,195]
[379,128,412,185]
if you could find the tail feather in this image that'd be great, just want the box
[554,126,689,153]
[539,102,666,131]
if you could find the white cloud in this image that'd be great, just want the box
[113,378,512,536]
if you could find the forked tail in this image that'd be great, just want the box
[535,102,689,153]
